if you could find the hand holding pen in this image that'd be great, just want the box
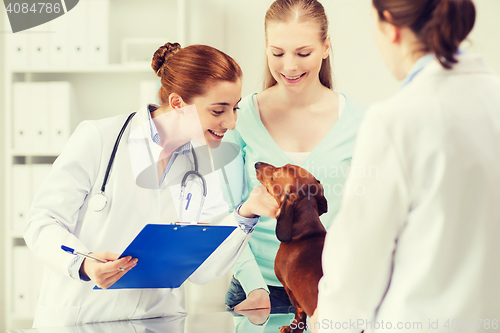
[62,246,138,289]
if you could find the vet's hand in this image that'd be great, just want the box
[238,185,279,218]
[234,288,271,311]
[80,251,138,289]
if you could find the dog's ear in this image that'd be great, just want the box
[275,187,296,243]
[316,184,328,216]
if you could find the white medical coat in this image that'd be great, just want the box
[317,54,500,332]
[24,105,250,328]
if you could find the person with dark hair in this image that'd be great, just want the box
[222,0,366,313]
[314,0,500,332]
[24,42,265,328]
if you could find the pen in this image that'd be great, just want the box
[61,245,126,271]
[185,192,192,210]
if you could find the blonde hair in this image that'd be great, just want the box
[264,0,333,90]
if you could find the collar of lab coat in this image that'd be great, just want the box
[146,104,192,155]
[127,105,207,189]
[145,106,193,185]
[404,54,494,90]
[400,53,435,89]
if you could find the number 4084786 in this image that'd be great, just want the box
[6,2,62,14]
[444,319,498,330]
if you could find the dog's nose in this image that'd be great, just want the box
[255,162,262,170]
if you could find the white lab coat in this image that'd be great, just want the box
[24,105,250,328]
[317,54,500,333]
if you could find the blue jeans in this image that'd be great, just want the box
[225,276,295,313]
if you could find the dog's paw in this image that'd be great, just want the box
[280,325,305,333]
[279,325,292,333]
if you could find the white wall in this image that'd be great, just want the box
[465,0,500,74]
[224,0,273,95]
[323,0,399,105]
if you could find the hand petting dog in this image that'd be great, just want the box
[238,185,279,219]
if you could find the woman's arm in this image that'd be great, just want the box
[221,121,274,308]
[187,170,279,285]
[24,121,104,279]
[230,186,280,310]
[188,124,278,289]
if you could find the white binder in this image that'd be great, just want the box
[48,14,69,68]
[49,82,72,153]
[88,0,109,65]
[29,23,50,68]
[67,0,89,66]
[11,165,31,235]
[13,246,45,318]
[5,13,29,68]
[13,83,33,152]
[6,33,29,69]
[13,246,33,317]
[30,83,51,153]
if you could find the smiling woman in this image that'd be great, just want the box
[222,0,366,314]
[187,80,242,145]
[151,43,243,148]
[264,0,332,90]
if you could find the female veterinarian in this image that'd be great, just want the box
[314,0,500,332]
[24,43,264,328]
[223,0,366,311]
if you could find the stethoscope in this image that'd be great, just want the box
[88,112,208,222]
[179,147,207,222]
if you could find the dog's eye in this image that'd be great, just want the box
[317,179,321,184]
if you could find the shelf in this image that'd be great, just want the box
[10,63,153,74]
[11,152,60,157]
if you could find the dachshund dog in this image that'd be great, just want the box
[255,162,327,333]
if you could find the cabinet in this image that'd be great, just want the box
[2,0,187,330]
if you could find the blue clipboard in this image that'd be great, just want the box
[94,224,236,290]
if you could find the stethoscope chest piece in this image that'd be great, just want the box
[89,192,107,212]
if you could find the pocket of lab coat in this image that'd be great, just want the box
[170,178,205,223]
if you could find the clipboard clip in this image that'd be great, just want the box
[174,221,211,225]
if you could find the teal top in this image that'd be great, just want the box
[223,93,366,293]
